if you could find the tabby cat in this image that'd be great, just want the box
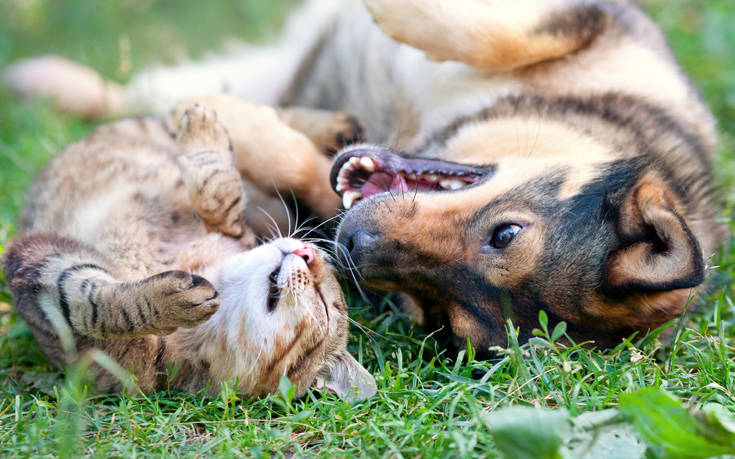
[3,102,376,400]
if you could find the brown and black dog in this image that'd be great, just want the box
[5,0,726,356]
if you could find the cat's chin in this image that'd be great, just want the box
[215,237,322,316]
[204,238,331,384]
[177,237,374,400]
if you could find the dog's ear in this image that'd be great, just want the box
[603,173,704,297]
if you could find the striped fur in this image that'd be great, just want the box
[4,105,375,399]
[3,0,726,355]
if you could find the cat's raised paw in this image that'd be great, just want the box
[146,270,220,331]
[176,104,231,153]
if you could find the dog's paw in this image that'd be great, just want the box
[364,0,444,60]
[145,270,220,332]
[364,0,420,42]
[176,103,232,153]
[363,0,390,24]
[324,113,365,156]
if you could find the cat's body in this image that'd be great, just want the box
[4,104,376,399]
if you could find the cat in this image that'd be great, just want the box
[3,102,376,400]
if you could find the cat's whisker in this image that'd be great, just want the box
[272,187,293,238]
[297,294,325,334]
[292,216,320,239]
[288,190,302,239]
[331,242,370,303]
[296,211,345,240]
[249,346,264,378]
[256,206,284,240]
[345,316,379,342]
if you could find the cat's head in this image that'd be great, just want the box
[214,237,376,401]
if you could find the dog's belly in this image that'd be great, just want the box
[286,0,523,152]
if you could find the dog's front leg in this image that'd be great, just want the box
[365,0,609,71]
[277,108,364,156]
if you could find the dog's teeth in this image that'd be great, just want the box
[359,157,375,172]
[407,173,417,180]
[424,174,439,182]
[338,162,353,182]
[342,191,361,209]
[349,157,360,166]
[440,179,465,190]
[336,182,345,192]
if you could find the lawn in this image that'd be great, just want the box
[1,0,734,457]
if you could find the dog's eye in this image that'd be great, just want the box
[488,224,522,250]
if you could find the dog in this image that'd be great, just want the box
[5,0,726,356]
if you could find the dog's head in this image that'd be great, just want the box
[331,105,712,355]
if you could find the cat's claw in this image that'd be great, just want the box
[145,270,220,332]
[176,103,231,153]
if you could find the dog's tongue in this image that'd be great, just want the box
[361,172,409,197]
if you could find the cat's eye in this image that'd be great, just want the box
[484,224,522,252]
[267,268,281,312]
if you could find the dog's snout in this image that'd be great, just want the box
[340,228,381,267]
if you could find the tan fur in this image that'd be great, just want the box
[364,0,597,71]
[172,95,342,219]
[4,0,726,353]
[4,104,375,399]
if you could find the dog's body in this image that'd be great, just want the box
[6,0,726,355]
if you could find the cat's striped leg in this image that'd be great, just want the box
[175,104,252,241]
[172,95,342,219]
[4,234,220,347]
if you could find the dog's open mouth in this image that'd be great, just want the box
[330,148,491,209]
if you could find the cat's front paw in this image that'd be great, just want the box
[146,270,220,332]
[176,103,232,153]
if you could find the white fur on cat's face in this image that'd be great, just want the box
[219,238,329,349]
[200,238,372,398]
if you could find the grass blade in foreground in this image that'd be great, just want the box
[485,389,735,459]
[619,389,735,458]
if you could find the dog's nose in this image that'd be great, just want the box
[341,228,381,266]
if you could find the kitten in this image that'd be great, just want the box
[4,104,376,400]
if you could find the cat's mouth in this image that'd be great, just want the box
[330,147,491,209]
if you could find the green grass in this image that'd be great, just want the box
[1,0,734,456]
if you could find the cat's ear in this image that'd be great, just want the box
[317,351,377,402]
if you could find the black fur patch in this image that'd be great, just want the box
[57,264,106,326]
[120,308,133,332]
[88,282,100,327]
[154,338,167,376]
[535,5,609,43]
[603,207,705,296]
[417,93,709,170]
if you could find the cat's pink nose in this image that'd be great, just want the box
[293,246,315,265]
